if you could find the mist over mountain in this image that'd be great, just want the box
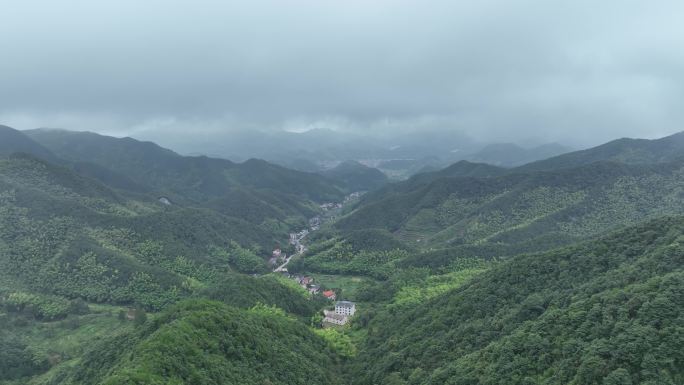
[107,126,574,179]
[2,1,684,384]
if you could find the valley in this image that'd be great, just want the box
[3,3,684,384]
[0,125,682,385]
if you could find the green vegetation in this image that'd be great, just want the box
[3,125,683,385]
[516,130,684,172]
[0,125,58,162]
[1,291,73,321]
[390,267,487,307]
[198,273,327,319]
[290,237,410,279]
[338,160,684,258]
[54,300,344,385]
[307,274,369,301]
[0,303,133,384]
[321,160,388,192]
[349,216,684,385]
[24,128,345,202]
[314,328,358,358]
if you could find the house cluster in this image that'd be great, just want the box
[323,301,356,326]
[319,192,364,213]
[280,274,340,300]
[309,216,321,231]
[269,248,286,266]
[289,229,309,245]
[320,202,343,211]
[343,191,364,203]
[292,275,321,295]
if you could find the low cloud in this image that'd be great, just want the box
[1,0,682,148]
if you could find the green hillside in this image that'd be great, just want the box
[337,160,684,254]
[321,160,389,191]
[0,125,58,162]
[25,128,345,202]
[61,300,344,385]
[350,216,684,385]
[0,155,296,310]
[464,142,571,167]
[516,131,684,172]
[3,127,683,385]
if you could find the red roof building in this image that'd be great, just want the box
[322,290,336,300]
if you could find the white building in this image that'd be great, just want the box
[323,310,348,326]
[335,301,356,316]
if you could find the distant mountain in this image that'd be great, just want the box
[516,131,684,172]
[375,156,446,179]
[25,128,345,202]
[464,142,572,167]
[276,157,324,173]
[144,127,482,171]
[321,160,388,191]
[409,160,506,184]
[0,125,59,162]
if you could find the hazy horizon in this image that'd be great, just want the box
[2,0,683,150]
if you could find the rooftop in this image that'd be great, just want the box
[336,301,355,307]
[324,313,347,321]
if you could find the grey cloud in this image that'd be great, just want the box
[1,0,682,147]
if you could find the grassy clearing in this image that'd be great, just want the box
[307,274,370,300]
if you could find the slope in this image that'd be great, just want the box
[350,216,684,385]
[321,160,389,191]
[0,125,59,162]
[516,130,684,173]
[0,155,289,311]
[337,159,684,253]
[464,142,571,167]
[25,128,345,202]
[49,300,344,385]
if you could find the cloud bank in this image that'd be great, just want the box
[1,0,682,146]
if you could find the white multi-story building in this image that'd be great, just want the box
[323,311,348,326]
[335,301,356,316]
[322,301,357,327]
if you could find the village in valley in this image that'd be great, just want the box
[268,192,364,327]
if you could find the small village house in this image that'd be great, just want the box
[322,290,336,300]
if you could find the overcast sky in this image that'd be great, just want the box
[1,0,683,147]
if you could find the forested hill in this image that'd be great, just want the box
[3,124,683,385]
[0,154,297,309]
[514,130,684,173]
[394,160,507,189]
[0,125,59,162]
[464,142,571,167]
[351,216,684,385]
[25,128,346,202]
[321,160,389,191]
[0,146,345,384]
[57,300,343,385]
[337,158,684,253]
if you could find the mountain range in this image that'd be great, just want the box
[336,131,684,258]
[0,124,682,385]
